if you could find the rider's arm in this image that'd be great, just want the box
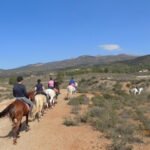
[13,87,16,97]
[23,85,28,97]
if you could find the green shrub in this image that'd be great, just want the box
[63,117,78,126]
[68,95,89,105]
[9,77,16,85]
[107,140,133,150]
[80,114,88,123]
[71,105,81,114]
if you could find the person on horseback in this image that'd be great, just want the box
[69,77,75,86]
[53,78,60,99]
[48,77,54,89]
[54,79,60,93]
[35,79,48,99]
[69,77,78,92]
[35,79,45,94]
[13,76,34,113]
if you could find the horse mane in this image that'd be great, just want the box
[27,91,36,101]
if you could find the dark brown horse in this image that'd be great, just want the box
[0,100,30,144]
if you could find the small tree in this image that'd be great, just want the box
[9,77,16,85]
[56,72,64,84]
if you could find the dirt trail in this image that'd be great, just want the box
[0,89,109,150]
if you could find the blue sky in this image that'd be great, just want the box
[0,0,150,69]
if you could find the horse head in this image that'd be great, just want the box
[27,91,35,101]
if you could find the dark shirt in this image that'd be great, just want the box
[35,83,44,92]
[13,83,27,97]
[54,81,59,89]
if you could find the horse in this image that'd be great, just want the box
[0,100,31,144]
[75,82,78,89]
[129,87,139,95]
[138,87,144,94]
[65,84,77,100]
[129,87,144,95]
[27,91,48,120]
[44,89,56,108]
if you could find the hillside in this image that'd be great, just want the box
[0,54,136,77]
[123,54,150,66]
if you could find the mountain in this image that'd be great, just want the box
[123,54,150,66]
[0,54,137,77]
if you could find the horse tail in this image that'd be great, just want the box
[0,103,14,118]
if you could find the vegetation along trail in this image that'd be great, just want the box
[0,89,109,150]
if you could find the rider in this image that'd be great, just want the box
[54,78,60,98]
[48,77,55,89]
[35,79,45,94]
[13,76,34,113]
[69,77,78,92]
[69,77,75,86]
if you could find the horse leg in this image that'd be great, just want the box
[41,102,45,116]
[12,118,21,144]
[66,92,69,100]
[36,101,40,122]
[17,121,22,138]
[38,102,43,120]
[52,96,55,106]
[50,97,53,108]
[25,114,30,131]
[47,96,51,108]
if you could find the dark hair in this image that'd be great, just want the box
[37,79,41,83]
[17,76,23,82]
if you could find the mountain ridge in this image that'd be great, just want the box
[1,54,148,77]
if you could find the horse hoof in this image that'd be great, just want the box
[26,125,30,132]
[13,140,17,145]
[26,128,29,132]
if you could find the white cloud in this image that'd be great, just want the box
[99,44,121,51]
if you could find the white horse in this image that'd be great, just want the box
[66,83,78,100]
[129,88,139,95]
[138,87,144,94]
[32,94,48,121]
[129,87,144,95]
[45,89,56,108]
[75,82,78,89]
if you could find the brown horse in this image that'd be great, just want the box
[27,91,36,102]
[0,100,30,144]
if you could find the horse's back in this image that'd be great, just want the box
[45,89,56,97]
[67,85,76,92]
[35,94,47,103]
[14,100,30,113]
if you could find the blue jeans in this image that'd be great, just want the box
[16,97,33,110]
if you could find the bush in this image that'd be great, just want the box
[71,105,81,114]
[9,77,16,85]
[107,140,133,150]
[80,114,88,123]
[68,95,89,105]
[63,117,78,126]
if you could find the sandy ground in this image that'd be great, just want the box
[0,89,110,150]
